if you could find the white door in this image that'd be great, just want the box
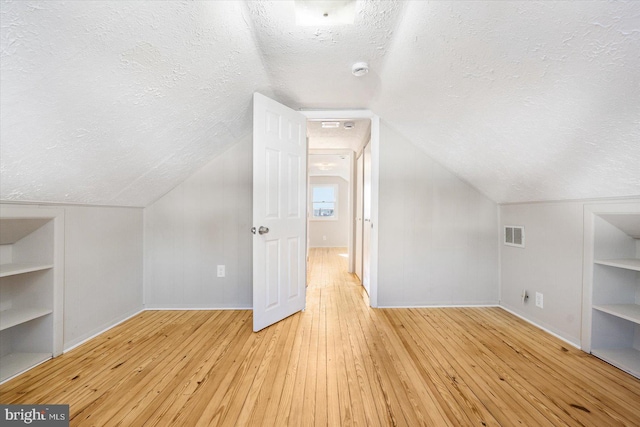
[252,93,307,332]
[362,142,372,295]
[355,152,364,282]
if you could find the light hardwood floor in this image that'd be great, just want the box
[2,247,640,426]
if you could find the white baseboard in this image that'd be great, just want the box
[63,307,144,352]
[377,304,499,309]
[144,306,251,310]
[499,305,581,349]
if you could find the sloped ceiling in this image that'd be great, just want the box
[1,1,272,206]
[1,0,639,207]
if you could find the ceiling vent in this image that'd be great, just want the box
[504,226,525,248]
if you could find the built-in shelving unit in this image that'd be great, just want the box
[0,307,54,331]
[594,258,640,271]
[0,262,54,278]
[582,203,640,379]
[0,206,64,383]
[592,304,640,325]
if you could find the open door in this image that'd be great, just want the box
[252,93,307,332]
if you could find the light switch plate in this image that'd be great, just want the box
[535,292,543,308]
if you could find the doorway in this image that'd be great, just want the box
[304,112,377,305]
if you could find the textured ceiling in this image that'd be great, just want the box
[307,119,371,151]
[371,1,640,203]
[1,1,272,206]
[1,0,639,207]
[308,154,350,182]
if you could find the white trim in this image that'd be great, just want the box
[377,304,499,309]
[63,307,144,352]
[0,200,145,210]
[497,207,502,305]
[499,305,581,349]
[301,110,376,120]
[500,195,640,207]
[145,306,252,310]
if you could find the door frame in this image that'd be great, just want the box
[301,110,380,308]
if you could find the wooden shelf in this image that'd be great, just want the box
[592,348,640,378]
[594,258,640,272]
[0,262,53,278]
[593,304,640,325]
[0,308,53,331]
[0,352,52,382]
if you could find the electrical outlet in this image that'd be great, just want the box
[217,265,225,278]
[535,292,543,308]
[323,235,327,241]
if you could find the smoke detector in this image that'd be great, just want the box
[352,62,369,77]
[343,121,355,129]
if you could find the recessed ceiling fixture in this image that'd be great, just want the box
[321,121,341,128]
[343,121,355,129]
[316,162,335,171]
[352,62,369,77]
[295,0,356,26]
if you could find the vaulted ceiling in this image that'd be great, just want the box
[1,1,638,207]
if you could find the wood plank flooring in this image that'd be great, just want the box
[2,247,640,426]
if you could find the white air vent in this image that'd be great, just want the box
[504,225,525,248]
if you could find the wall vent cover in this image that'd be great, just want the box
[504,225,525,248]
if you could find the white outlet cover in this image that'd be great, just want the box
[217,265,225,278]
[535,292,543,308]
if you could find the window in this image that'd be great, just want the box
[311,184,338,220]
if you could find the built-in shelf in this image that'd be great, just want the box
[0,262,53,278]
[0,307,53,331]
[582,204,640,380]
[0,206,64,383]
[592,348,640,378]
[0,352,52,382]
[593,304,640,325]
[594,258,640,272]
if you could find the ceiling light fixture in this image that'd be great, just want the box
[316,162,335,171]
[321,121,340,128]
[295,0,356,26]
[352,62,369,77]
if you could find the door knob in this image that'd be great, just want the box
[258,226,269,235]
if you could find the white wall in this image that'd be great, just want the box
[308,176,349,248]
[0,203,144,350]
[377,123,499,306]
[63,205,143,349]
[500,198,640,347]
[144,137,252,309]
